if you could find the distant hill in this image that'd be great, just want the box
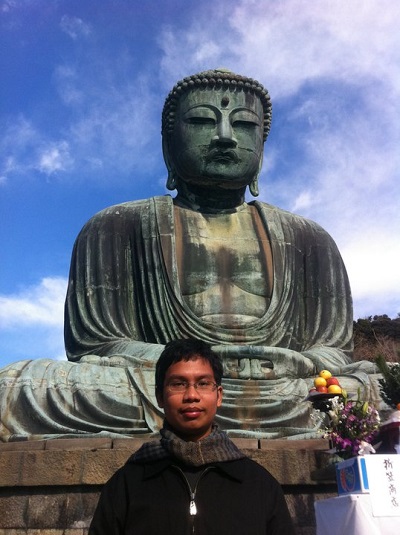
[353,314,400,362]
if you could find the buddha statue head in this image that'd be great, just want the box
[162,69,272,200]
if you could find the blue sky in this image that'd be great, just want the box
[1,0,399,367]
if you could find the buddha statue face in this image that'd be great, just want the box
[164,87,265,194]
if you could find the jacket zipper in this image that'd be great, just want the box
[172,465,214,534]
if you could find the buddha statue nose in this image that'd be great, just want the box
[213,116,237,147]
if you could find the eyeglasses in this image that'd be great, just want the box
[166,380,218,393]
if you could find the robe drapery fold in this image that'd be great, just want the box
[1,196,366,441]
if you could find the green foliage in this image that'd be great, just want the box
[375,354,400,408]
[354,314,400,342]
[353,314,400,363]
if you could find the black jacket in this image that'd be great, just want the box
[89,455,295,534]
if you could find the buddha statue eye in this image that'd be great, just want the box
[231,110,261,129]
[185,117,216,126]
[232,120,257,129]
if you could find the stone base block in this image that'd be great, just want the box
[0,438,337,534]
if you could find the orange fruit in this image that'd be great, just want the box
[314,377,327,387]
[319,370,332,380]
[328,384,342,394]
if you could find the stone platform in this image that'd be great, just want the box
[0,437,338,535]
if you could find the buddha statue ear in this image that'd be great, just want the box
[162,136,178,191]
[166,170,178,191]
[249,177,259,197]
[249,151,264,197]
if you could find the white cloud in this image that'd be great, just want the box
[1,115,37,149]
[0,277,66,328]
[60,15,91,40]
[53,65,84,105]
[37,141,72,174]
[158,0,400,100]
[228,0,400,97]
[0,116,73,179]
[2,66,160,184]
[0,116,37,178]
[292,191,314,213]
[0,277,67,365]
[66,79,159,176]
[341,231,400,318]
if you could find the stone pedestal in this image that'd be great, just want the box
[0,438,337,535]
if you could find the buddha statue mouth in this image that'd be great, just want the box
[206,149,239,164]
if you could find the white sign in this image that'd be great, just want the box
[366,455,400,516]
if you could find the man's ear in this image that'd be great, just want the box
[156,388,164,409]
[216,385,223,408]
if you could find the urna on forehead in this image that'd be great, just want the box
[177,85,263,113]
[218,91,260,110]
[162,68,272,141]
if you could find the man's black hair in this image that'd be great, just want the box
[155,338,223,391]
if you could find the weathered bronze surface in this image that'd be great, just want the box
[0,69,379,441]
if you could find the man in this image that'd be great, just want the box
[89,339,295,534]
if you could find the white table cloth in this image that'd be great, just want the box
[314,494,400,535]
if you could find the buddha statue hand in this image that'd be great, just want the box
[212,345,316,380]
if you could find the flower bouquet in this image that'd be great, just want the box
[323,390,380,460]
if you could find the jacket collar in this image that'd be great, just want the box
[142,457,245,482]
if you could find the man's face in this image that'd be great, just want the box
[156,357,223,442]
[167,88,264,190]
